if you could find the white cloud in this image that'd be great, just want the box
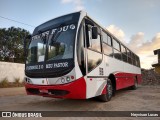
[106,24,160,69]
[106,25,125,42]
[139,33,160,54]
[61,0,85,11]
[61,0,73,4]
[128,32,160,69]
[127,32,144,53]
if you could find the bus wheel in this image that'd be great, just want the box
[131,79,138,90]
[98,79,113,102]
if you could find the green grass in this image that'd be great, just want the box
[0,77,24,88]
[0,77,9,88]
[14,77,21,87]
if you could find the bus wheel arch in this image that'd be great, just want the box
[97,78,113,102]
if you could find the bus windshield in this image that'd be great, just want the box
[25,12,80,78]
[26,25,76,64]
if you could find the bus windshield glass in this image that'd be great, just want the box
[26,12,80,65]
[25,12,80,77]
[26,24,76,64]
[27,37,46,64]
[47,25,76,61]
[26,24,77,64]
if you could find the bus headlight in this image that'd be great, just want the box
[57,76,75,84]
[25,77,33,84]
[66,76,70,82]
[61,77,65,83]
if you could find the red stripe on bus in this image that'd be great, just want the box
[101,85,107,95]
[114,73,142,90]
[25,77,86,99]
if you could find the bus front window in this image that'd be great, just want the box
[47,28,75,61]
[27,38,46,64]
[25,12,80,78]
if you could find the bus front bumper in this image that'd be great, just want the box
[25,77,86,99]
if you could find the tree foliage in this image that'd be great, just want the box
[0,27,31,63]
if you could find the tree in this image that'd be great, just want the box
[0,27,31,63]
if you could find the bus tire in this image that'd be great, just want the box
[131,78,138,90]
[98,79,113,102]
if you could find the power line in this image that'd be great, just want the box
[0,15,35,28]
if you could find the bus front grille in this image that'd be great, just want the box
[48,89,69,96]
[27,88,69,96]
[27,88,40,94]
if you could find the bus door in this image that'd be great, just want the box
[84,19,105,98]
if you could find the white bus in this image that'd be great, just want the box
[24,11,142,102]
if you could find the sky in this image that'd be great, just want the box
[0,0,160,69]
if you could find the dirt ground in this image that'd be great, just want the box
[0,85,160,120]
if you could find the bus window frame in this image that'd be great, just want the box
[84,17,103,73]
[102,30,113,57]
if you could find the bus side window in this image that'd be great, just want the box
[127,49,132,64]
[108,35,112,46]
[88,26,101,52]
[102,31,107,43]
[102,31,113,57]
[133,54,136,66]
[138,57,140,67]
[102,30,112,46]
[131,52,135,65]
[113,38,122,60]
[87,49,102,72]
[87,27,102,72]
[103,43,113,57]
[86,23,102,72]
[113,38,120,51]
[136,56,140,67]
[92,34,101,52]
[114,49,121,60]
[121,45,127,62]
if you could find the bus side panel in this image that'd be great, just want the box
[126,73,135,87]
[85,77,106,98]
[105,55,141,90]
[115,73,128,90]
[85,60,107,98]
[116,73,142,90]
